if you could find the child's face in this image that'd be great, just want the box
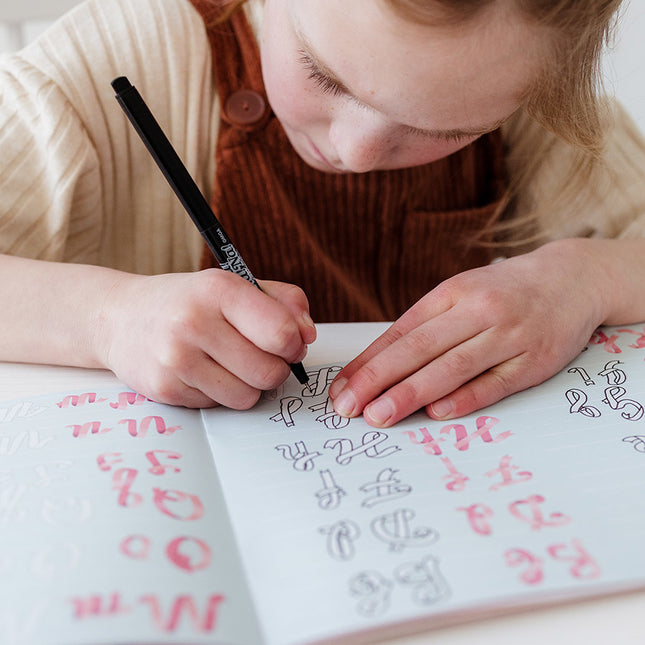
[260,0,545,174]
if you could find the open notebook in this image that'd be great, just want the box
[2,323,645,644]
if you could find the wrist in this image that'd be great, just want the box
[539,238,626,327]
[90,269,141,371]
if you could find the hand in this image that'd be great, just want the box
[329,239,615,427]
[96,269,316,408]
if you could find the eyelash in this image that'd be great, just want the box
[298,49,470,143]
[403,126,467,143]
[298,50,362,103]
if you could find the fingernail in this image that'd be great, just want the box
[365,397,395,426]
[295,344,308,362]
[301,312,317,342]
[431,398,454,419]
[333,386,357,417]
[328,376,347,400]
[302,311,315,329]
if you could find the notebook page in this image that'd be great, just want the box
[203,324,645,645]
[0,387,261,645]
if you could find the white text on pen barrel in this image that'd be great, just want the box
[219,243,255,282]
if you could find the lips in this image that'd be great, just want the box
[309,139,344,173]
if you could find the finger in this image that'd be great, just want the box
[426,353,539,420]
[131,363,221,409]
[179,317,293,392]
[142,378,219,409]
[426,338,588,420]
[174,350,264,410]
[329,285,456,397]
[213,273,308,363]
[330,307,485,418]
[361,329,515,427]
[260,280,317,345]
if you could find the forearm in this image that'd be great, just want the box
[0,254,125,368]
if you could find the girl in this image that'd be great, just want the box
[0,0,644,427]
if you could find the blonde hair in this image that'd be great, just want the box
[384,0,624,248]
[387,0,622,153]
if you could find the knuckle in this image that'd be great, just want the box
[432,280,459,306]
[390,379,424,411]
[156,336,196,374]
[149,376,188,407]
[399,327,439,358]
[283,282,308,308]
[166,305,201,343]
[352,361,382,391]
[442,348,476,380]
[229,388,262,410]
[250,359,291,390]
[449,384,482,417]
[486,367,519,397]
[273,316,301,351]
[203,268,247,304]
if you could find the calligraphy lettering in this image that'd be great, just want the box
[457,503,494,536]
[109,391,149,410]
[565,389,601,418]
[140,594,225,633]
[508,494,570,531]
[504,548,544,585]
[360,468,412,508]
[440,416,511,451]
[315,469,346,510]
[275,441,322,472]
[439,456,469,492]
[325,432,400,466]
[394,554,450,605]
[269,396,303,428]
[152,489,204,521]
[547,539,601,580]
[112,468,143,508]
[309,398,351,430]
[349,571,393,617]
[146,450,182,475]
[371,509,438,552]
[486,455,532,491]
[319,520,360,561]
[67,421,112,439]
[602,386,644,421]
[403,427,444,456]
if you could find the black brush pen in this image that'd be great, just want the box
[111,76,310,388]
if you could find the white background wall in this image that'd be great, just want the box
[0,0,644,133]
[603,1,645,132]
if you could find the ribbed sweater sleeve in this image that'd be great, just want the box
[1,0,644,277]
[503,102,645,248]
[0,0,217,274]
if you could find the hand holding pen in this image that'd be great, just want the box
[105,76,314,407]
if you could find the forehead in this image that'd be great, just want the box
[287,0,546,132]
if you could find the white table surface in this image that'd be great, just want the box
[1,321,644,644]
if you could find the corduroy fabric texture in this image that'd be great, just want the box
[193,0,507,322]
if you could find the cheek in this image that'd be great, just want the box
[262,56,312,133]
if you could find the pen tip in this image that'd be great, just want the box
[290,362,309,387]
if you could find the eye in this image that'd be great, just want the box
[403,125,469,143]
[298,49,347,98]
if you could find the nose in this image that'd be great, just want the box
[328,109,395,173]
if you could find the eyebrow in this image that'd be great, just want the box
[296,30,506,139]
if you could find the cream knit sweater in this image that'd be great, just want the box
[1,0,644,276]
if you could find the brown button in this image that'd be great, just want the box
[225,90,267,125]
